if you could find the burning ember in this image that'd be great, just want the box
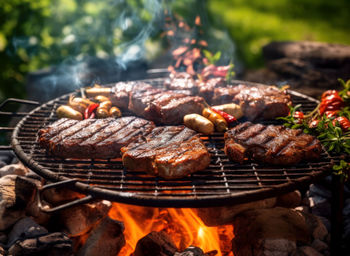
[108,203,234,256]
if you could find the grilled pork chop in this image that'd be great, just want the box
[38,117,155,159]
[121,126,211,179]
[224,122,322,165]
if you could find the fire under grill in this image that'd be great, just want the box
[9,78,333,208]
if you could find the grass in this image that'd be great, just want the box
[207,0,350,68]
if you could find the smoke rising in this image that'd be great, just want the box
[12,0,237,101]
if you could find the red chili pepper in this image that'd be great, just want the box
[320,94,344,115]
[84,103,99,119]
[293,111,304,124]
[211,108,237,124]
[334,116,350,131]
[321,90,339,100]
[324,110,339,118]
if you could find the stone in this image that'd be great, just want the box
[309,184,332,200]
[0,232,6,244]
[317,216,330,233]
[0,245,5,255]
[343,198,350,216]
[276,190,302,208]
[25,193,51,226]
[256,41,350,92]
[311,239,328,253]
[0,163,29,177]
[134,231,178,256]
[197,197,276,226]
[231,207,311,256]
[263,41,350,65]
[294,206,310,214]
[8,232,72,256]
[295,246,323,256]
[60,200,112,236]
[0,175,37,230]
[42,186,83,206]
[7,217,48,246]
[264,238,296,256]
[77,216,125,256]
[309,198,331,219]
[302,214,328,241]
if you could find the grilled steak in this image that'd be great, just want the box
[38,117,155,159]
[224,122,322,165]
[121,126,211,179]
[164,72,197,95]
[111,81,153,109]
[232,85,291,121]
[129,88,206,125]
[197,77,227,103]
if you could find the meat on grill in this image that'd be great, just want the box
[121,126,211,179]
[38,117,155,159]
[197,77,227,103]
[232,85,291,121]
[164,72,198,95]
[129,88,206,125]
[224,122,322,165]
[111,81,153,109]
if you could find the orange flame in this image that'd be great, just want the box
[108,203,234,256]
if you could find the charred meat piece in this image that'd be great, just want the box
[232,85,291,121]
[211,85,244,105]
[197,77,227,103]
[38,117,155,159]
[129,89,206,125]
[110,81,153,109]
[224,122,322,165]
[164,72,197,95]
[121,126,211,179]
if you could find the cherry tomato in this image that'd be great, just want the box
[293,111,304,123]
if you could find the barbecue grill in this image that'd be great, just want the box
[1,78,334,211]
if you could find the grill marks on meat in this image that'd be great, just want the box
[111,81,153,109]
[38,117,155,159]
[224,122,322,165]
[129,88,206,125]
[121,126,211,179]
[110,80,206,125]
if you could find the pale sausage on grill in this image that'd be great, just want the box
[224,122,322,165]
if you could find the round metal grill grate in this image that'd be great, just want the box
[11,78,333,207]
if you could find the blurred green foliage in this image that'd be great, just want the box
[208,0,350,68]
[0,0,164,102]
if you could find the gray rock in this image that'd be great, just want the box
[276,190,302,208]
[0,175,37,231]
[311,239,328,252]
[309,184,332,199]
[298,246,323,256]
[343,199,350,216]
[309,198,331,219]
[7,217,48,246]
[317,216,331,232]
[8,232,72,256]
[0,163,29,177]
